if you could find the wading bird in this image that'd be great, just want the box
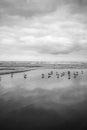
[56,72,59,78]
[42,74,45,78]
[68,71,71,80]
[24,74,27,79]
[73,71,78,78]
[61,72,65,77]
[48,73,51,78]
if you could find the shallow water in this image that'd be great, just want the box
[0,69,87,130]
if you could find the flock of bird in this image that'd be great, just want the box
[0,70,84,81]
[41,70,84,79]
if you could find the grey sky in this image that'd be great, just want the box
[0,0,87,61]
[0,0,87,16]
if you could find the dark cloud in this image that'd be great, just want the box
[36,44,82,55]
[0,0,87,17]
[0,0,59,17]
[18,42,82,56]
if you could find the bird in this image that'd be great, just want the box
[24,74,27,79]
[42,74,45,78]
[68,71,71,80]
[48,73,51,78]
[61,72,65,77]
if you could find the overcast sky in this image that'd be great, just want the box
[0,0,87,61]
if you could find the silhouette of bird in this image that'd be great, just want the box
[61,72,65,77]
[48,73,51,78]
[24,74,27,79]
[68,71,71,80]
[42,74,45,78]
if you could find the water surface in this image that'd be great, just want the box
[0,69,87,130]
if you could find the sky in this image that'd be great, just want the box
[0,0,87,61]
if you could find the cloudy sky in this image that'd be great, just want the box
[0,0,87,61]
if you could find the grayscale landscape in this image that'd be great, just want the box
[1,0,87,130]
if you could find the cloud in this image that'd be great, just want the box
[0,0,87,17]
[0,0,87,61]
[0,9,87,55]
[0,0,60,17]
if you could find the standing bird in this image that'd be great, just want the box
[42,74,45,79]
[73,71,79,79]
[56,72,60,78]
[24,74,27,79]
[50,71,53,75]
[68,71,71,80]
[61,72,65,77]
[48,73,51,78]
